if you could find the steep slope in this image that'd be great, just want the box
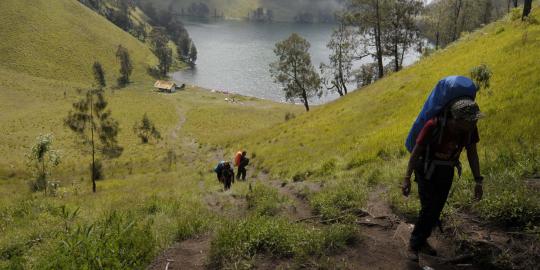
[0,0,157,84]
[237,12,540,178]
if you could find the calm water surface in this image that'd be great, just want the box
[172,19,419,104]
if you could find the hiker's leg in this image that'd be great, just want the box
[431,166,454,227]
[236,169,241,180]
[410,169,438,250]
[240,167,246,180]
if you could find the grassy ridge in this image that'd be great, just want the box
[222,10,540,225]
[233,11,540,177]
[0,0,157,84]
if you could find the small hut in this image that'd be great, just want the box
[154,80,177,93]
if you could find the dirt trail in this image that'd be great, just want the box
[340,187,473,270]
[147,235,211,270]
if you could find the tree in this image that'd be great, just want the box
[26,134,61,193]
[116,45,133,87]
[320,20,361,96]
[383,0,423,72]
[523,0,532,19]
[92,62,106,88]
[65,84,122,193]
[188,42,198,66]
[270,33,322,111]
[347,0,391,79]
[133,113,161,144]
[177,34,192,61]
[150,28,173,77]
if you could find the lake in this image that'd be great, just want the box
[172,19,420,104]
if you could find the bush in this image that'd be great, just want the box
[470,64,493,91]
[310,179,368,222]
[246,183,289,216]
[285,112,296,121]
[39,212,156,269]
[208,216,357,269]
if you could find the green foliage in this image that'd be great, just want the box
[25,134,61,192]
[320,21,359,96]
[133,113,162,144]
[209,216,357,269]
[149,28,172,77]
[65,87,123,192]
[116,45,133,87]
[270,33,322,111]
[470,64,493,91]
[39,212,156,270]
[284,112,296,121]
[92,62,106,88]
[310,179,368,222]
[246,183,289,216]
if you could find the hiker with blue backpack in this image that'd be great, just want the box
[215,161,235,190]
[402,76,484,262]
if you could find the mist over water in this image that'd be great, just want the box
[172,18,420,104]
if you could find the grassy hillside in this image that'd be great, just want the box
[0,0,157,84]
[220,9,540,225]
[0,0,303,268]
[141,0,259,19]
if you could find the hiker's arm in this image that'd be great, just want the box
[402,144,424,196]
[466,144,481,180]
[466,144,483,200]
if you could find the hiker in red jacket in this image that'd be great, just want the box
[402,98,484,262]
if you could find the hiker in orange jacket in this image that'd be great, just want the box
[235,151,249,181]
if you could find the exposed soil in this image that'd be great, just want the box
[148,165,535,269]
[147,235,211,270]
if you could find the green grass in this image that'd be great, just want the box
[232,9,540,225]
[1,1,540,268]
[246,182,290,217]
[208,216,357,269]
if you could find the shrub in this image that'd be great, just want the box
[133,113,161,144]
[310,179,368,221]
[39,212,156,269]
[246,183,288,216]
[285,112,296,121]
[470,64,493,91]
[26,134,61,192]
[208,216,357,269]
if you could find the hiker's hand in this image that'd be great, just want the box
[474,183,483,201]
[402,176,411,197]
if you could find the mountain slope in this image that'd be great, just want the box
[0,0,157,84]
[236,12,540,177]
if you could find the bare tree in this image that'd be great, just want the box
[270,33,322,111]
[320,20,361,96]
[384,0,423,72]
[347,0,391,79]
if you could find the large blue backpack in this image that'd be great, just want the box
[405,76,478,153]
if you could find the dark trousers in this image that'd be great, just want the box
[236,166,246,181]
[410,164,454,250]
[223,175,232,190]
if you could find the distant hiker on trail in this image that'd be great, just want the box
[235,151,249,181]
[214,161,235,190]
[402,76,484,262]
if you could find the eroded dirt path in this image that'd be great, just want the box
[147,235,211,270]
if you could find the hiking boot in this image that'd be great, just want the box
[406,247,419,262]
[419,242,437,256]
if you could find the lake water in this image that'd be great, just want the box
[172,19,420,104]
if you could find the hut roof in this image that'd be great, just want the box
[154,80,176,90]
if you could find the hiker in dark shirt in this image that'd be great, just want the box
[215,161,235,190]
[402,98,484,262]
[236,151,249,181]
